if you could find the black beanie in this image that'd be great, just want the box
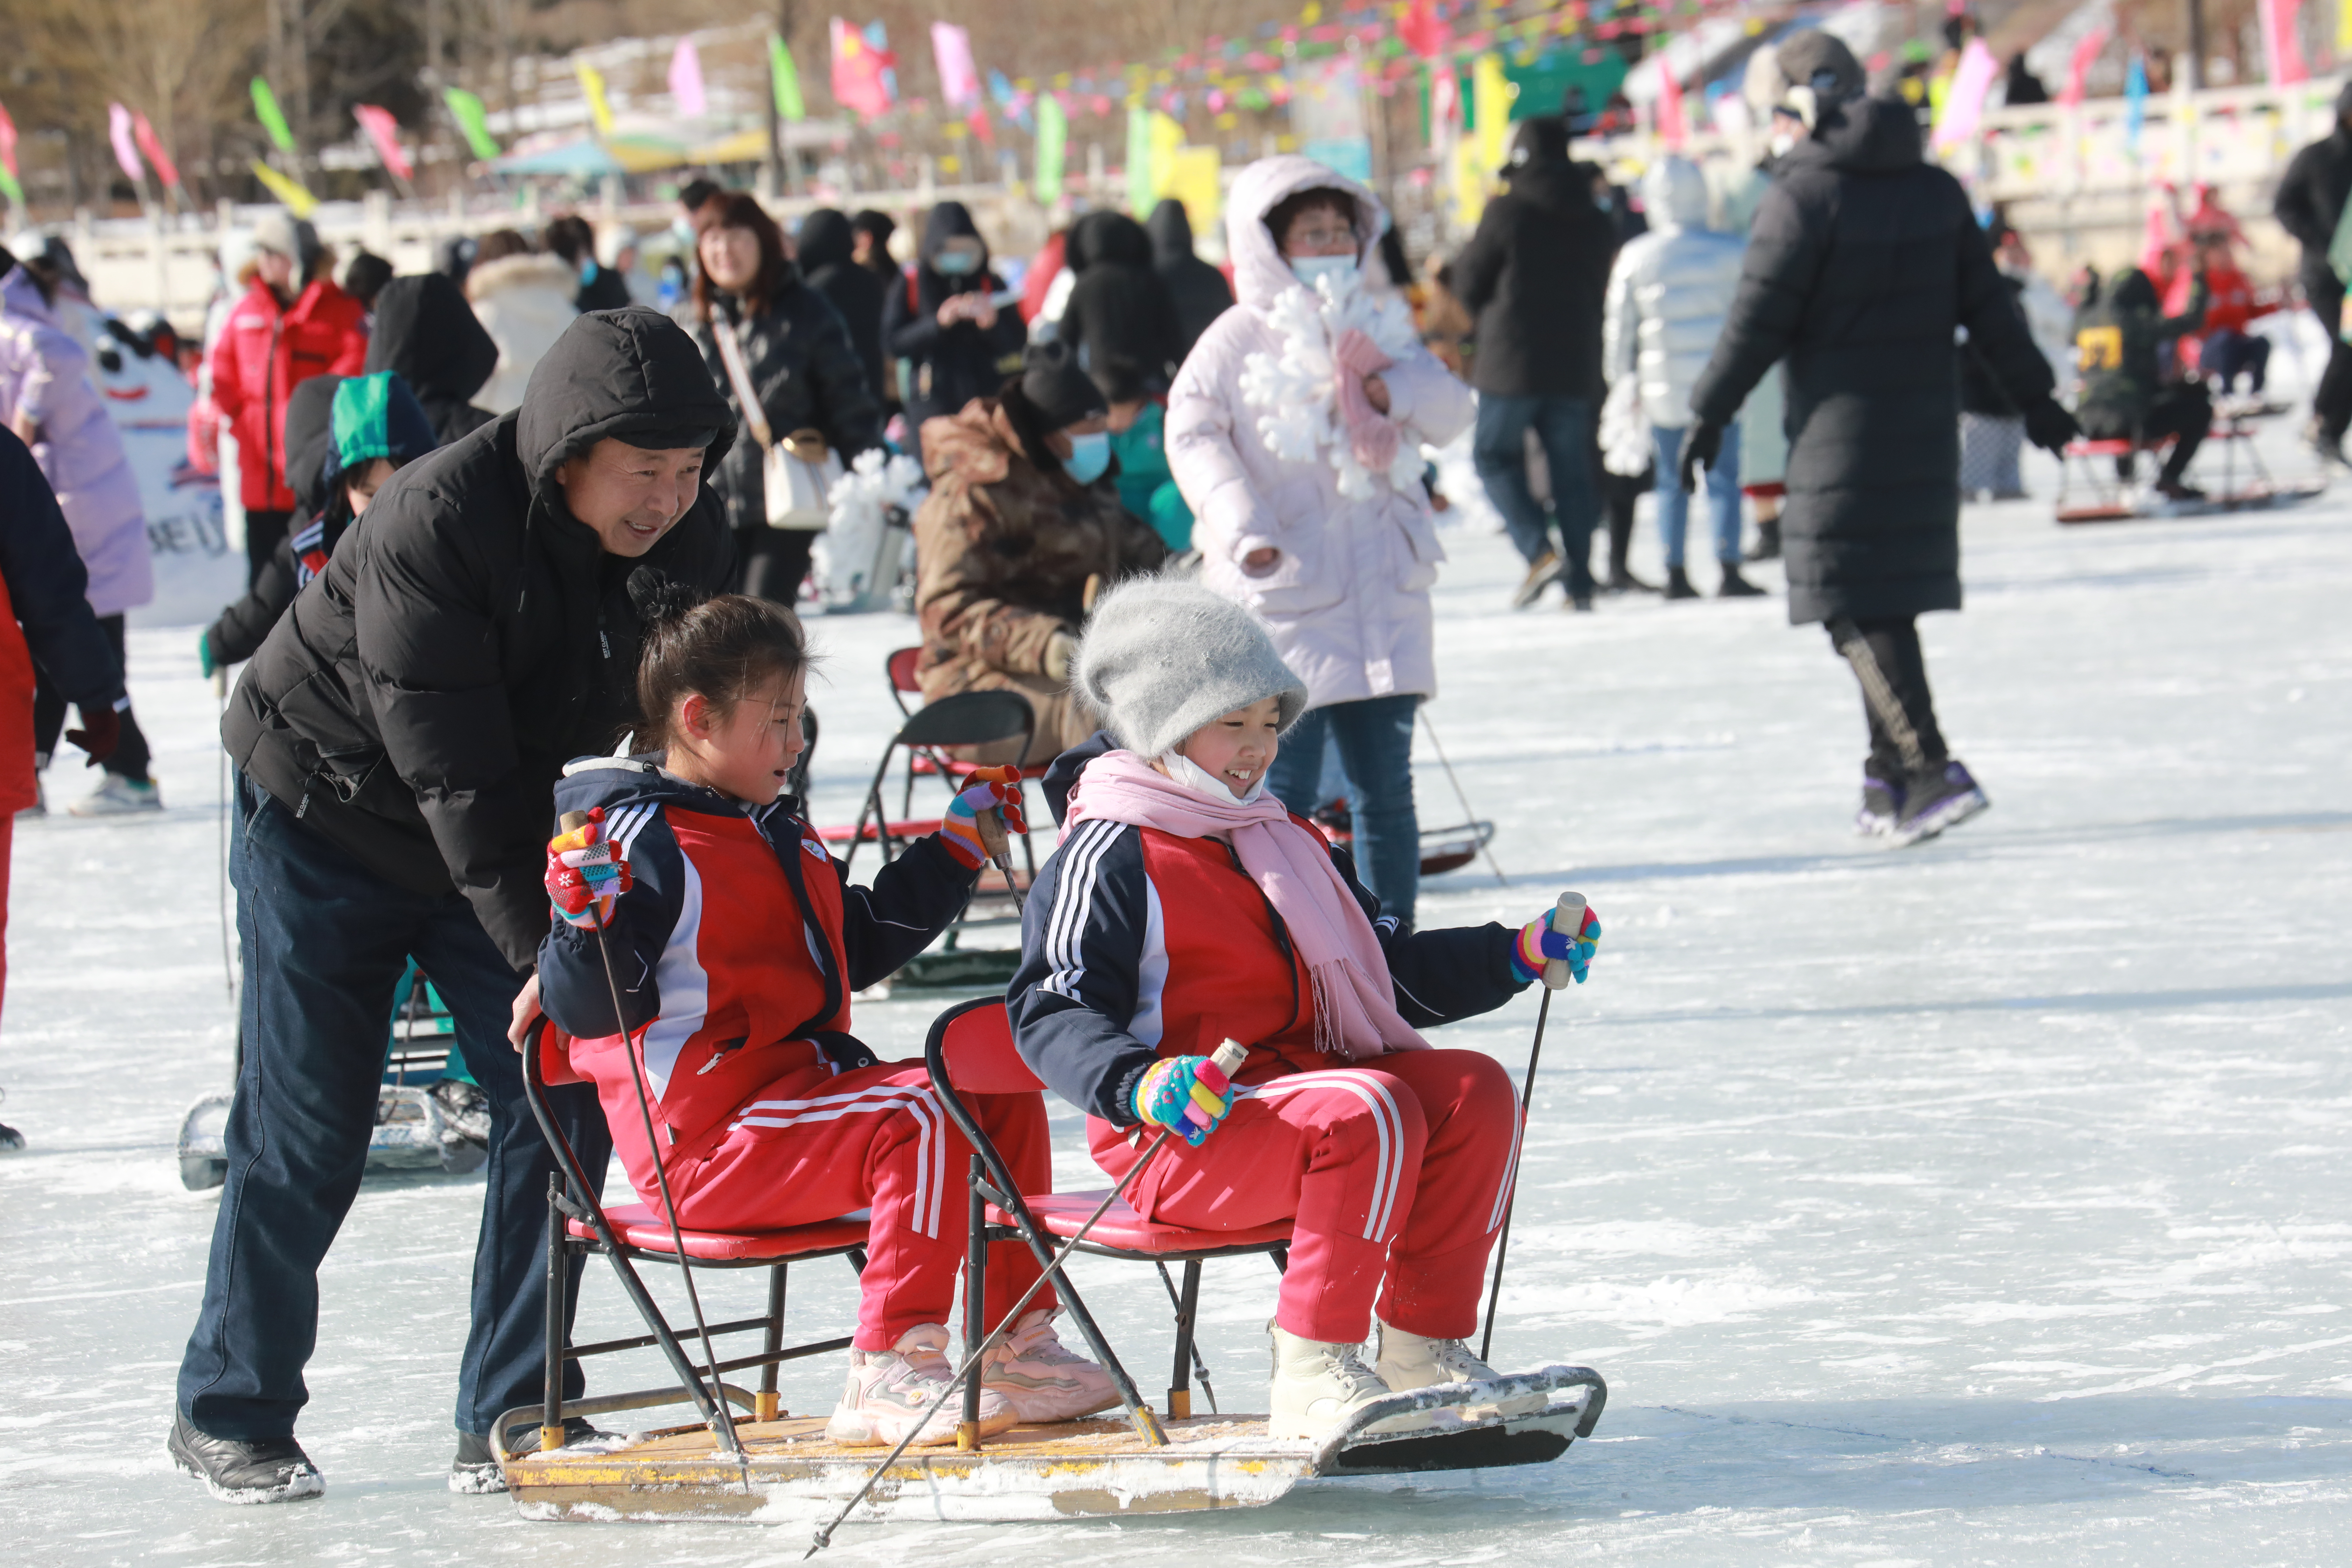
[1021,340,1108,429]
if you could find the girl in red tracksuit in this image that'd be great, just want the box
[531,588,1114,1448]
[1009,576,1600,1440]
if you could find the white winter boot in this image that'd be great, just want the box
[1265,1320,1426,1441]
[1372,1323,1545,1419]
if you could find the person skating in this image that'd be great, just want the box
[1452,117,1617,609]
[200,372,438,674]
[523,586,1115,1448]
[2272,79,2352,467]
[0,242,160,817]
[0,425,128,1147]
[1166,158,1472,927]
[1009,576,1602,1438]
[1600,155,1761,601]
[2071,267,2211,500]
[174,308,737,1504]
[1683,32,2078,847]
[362,273,499,445]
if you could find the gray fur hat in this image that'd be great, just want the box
[1074,575,1309,759]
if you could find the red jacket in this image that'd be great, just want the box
[207,277,368,512]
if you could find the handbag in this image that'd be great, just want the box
[713,320,844,530]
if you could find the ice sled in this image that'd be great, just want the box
[495,1368,1607,1525]
[2056,425,2326,524]
[498,997,1608,1527]
[175,962,490,1190]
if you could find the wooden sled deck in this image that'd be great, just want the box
[500,1366,1606,1526]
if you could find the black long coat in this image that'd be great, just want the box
[1689,99,2053,625]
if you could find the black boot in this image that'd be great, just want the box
[451,1416,609,1494]
[1663,566,1698,600]
[1744,517,1781,561]
[168,1408,324,1504]
[0,1120,21,1150]
[1717,564,1767,598]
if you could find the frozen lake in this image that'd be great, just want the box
[5,429,2350,1564]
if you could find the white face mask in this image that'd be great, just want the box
[1289,255,1358,293]
[1161,749,1269,804]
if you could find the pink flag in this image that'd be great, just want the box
[107,103,146,184]
[670,37,708,118]
[0,101,19,178]
[2059,28,2108,108]
[930,22,980,111]
[1931,39,2001,151]
[1656,62,1686,149]
[1396,0,1449,60]
[831,18,895,120]
[2259,0,2309,87]
[352,104,413,183]
[132,113,181,188]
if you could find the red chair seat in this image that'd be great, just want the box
[2067,438,2135,457]
[815,817,944,844]
[569,1202,869,1261]
[990,1191,1293,1256]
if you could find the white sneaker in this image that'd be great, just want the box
[1266,1320,1425,1441]
[824,1324,1016,1448]
[981,1309,1119,1422]
[1373,1323,1546,1419]
[69,775,162,816]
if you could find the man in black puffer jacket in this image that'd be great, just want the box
[363,272,499,445]
[796,206,891,415]
[2272,78,2352,465]
[1453,115,1619,609]
[1686,31,2077,848]
[172,308,737,1505]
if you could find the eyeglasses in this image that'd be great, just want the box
[1287,222,1356,250]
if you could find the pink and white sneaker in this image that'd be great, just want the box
[981,1309,1119,1423]
[824,1324,1016,1448]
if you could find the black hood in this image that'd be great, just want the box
[2111,267,2158,312]
[920,201,988,267]
[1146,199,1197,265]
[283,375,344,517]
[1071,210,1152,271]
[513,307,738,499]
[1794,96,1924,175]
[1503,156,1595,214]
[1040,730,1118,827]
[365,273,498,405]
[797,208,856,273]
[2337,78,2352,128]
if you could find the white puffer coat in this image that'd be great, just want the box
[1166,156,1473,709]
[1603,157,1747,430]
[466,254,580,415]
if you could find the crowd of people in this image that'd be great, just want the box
[0,19,2341,1510]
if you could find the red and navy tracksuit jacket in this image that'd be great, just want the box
[1008,733,1529,1124]
[536,756,978,1203]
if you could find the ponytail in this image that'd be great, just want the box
[630,569,810,753]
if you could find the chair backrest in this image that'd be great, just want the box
[886,646,923,695]
[925,996,1045,1096]
[894,688,1035,753]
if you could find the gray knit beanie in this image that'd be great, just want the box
[1074,575,1309,759]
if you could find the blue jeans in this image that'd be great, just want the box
[1652,421,1742,568]
[178,774,611,1441]
[1267,696,1420,928]
[1474,394,1599,596]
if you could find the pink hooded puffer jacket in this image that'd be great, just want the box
[0,265,150,617]
[1166,156,1472,708]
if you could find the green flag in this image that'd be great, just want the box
[250,76,294,153]
[442,87,500,161]
[770,36,805,124]
[1033,93,1067,203]
[0,166,22,210]
[1125,105,1153,220]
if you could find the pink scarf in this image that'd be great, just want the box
[1333,327,1400,478]
[1064,749,1430,1062]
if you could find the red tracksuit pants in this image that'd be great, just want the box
[1089,1048,1520,1343]
[670,1060,1056,1351]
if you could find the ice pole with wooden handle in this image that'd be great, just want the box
[1479,892,1585,1361]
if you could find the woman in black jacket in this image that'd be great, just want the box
[683,192,884,605]
[880,201,1027,457]
[796,207,891,418]
[1055,210,1183,398]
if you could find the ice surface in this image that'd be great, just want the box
[5,402,2350,1564]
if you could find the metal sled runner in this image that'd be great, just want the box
[2055,420,2326,524]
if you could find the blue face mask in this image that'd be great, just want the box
[933,248,980,276]
[1063,431,1112,484]
[1289,255,1357,292]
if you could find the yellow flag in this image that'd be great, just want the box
[2341,0,2352,52]
[576,59,616,135]
[1474,54,1511,177]
[248,159,319,217]
[1161,145,1222,234]
[1148,111,1186,185]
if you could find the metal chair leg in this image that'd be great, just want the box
[756,1265,787,1421]
[960,1155,988,1449]
[1167,1258,1204,1419]
[542,1174,567,1451]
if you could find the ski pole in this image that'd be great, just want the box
[806,1039,1249,1558]
[1479,891,1585,1364]
[216,668,233,1001]
[556,811,750,1487]
[971,788,1026,917]
[1418,710,1509,887]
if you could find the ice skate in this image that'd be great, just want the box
[1266,1320,1428,1440]
[1511,550,1561,609]
[981,1308,1118,1422]
[1856,772,1904,837]
[1663,566,1699,600]
[1744,518,1782,561]
[1887,761,1989,847]
[167,1408,324,1504]
[1717,565,1766,598]
[68,774,162,816]
[449,1417,607,1493]
[825,1324,1016,1447]
[1374,1323,1547,1419]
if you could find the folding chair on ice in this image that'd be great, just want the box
[923,996,1295,1439]
[881,645,1058,832]
[815,688,1035,874]
[507,1018,870,1451]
